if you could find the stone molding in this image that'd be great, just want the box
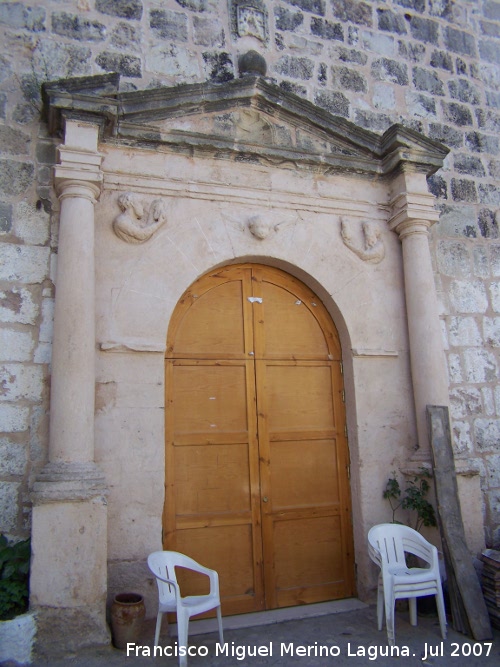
[32,462,107,503]
[43,74,449,179]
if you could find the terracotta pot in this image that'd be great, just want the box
[110,592,146,649]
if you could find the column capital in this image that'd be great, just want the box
[387,190,440,238]
[54,121,103,200]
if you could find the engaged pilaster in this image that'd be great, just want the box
[388,169,450,460]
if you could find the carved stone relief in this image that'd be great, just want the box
[340,217,385,264]
[230,0,268,43]
[248,215,273,239]
[113,193,168,244]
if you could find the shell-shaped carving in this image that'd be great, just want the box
[113,193,168,244]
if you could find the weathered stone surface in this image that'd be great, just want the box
[452,420,473,455]
[275,6,303,31]
[412,66,444,95]
[0,244,49,283]
[0,406,29,433]
[447,352,463,383]
[96,0,143,20]
[395,0,425,11]
[479,209,500,238]
[0,2,45,32]
[489,158,500,179]
[492,281,500,312]
[407,15,439,44]
[193,16,225,47]
[310,17,343,41]
[0,364,44,402]
[202,51,234,82]
[372,57,408,85]
[0,287,38,325]
[331,65,366,92]
[449,279,489,313]
[362,31,395,56]
[484,317,500,347]
[479,39,500,65]
[450,387,483,419]
[463,348,498,383]
[454,154,486,177]
[354,109,392,132]
[0,482,20,532]
[476,109,500,133]
[284,0,325,15]
[437,240,471,278]
[449,79,481,105]
[473,245,490,278]
[147,44,200,79]
[0,159,34,196]
[448,316,482,347]
[330,0,372,26]
[32,39,92,79]
[444,26,477,57]
[13,201,50,246]
[52,12,106,42]
[150,8,188,41]
[427,174,446,198]
[111,22,141,52]
[96,51,142,78]
[429,122,463,148]
[0,202,12,233]
[275,54,314,79]
[451,178,477,203]
[398,40,425,62]
[442,101,473,126]
[465,131,499,154]
[436,203,477,238]
[0,439,26,476]
[407,91,436,117]
[0,328,34,362]
[314,90,349,117]
[475,418,500,451]
[336,46,367,64]
[377,8,406,34]
[374,83,395,110]
[479,186,500,207]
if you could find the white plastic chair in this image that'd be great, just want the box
[368,523,447,645]
[147,551,224,666]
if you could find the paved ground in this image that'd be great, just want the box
[26,600,500,667]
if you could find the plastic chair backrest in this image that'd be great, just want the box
[368,523,433,569]
[148,551,203,606]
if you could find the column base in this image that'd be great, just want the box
[30,463,109,658]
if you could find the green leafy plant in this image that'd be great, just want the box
[383,469,437,533]
[0,535,30,621]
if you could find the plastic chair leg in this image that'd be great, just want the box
[154,612,163,645]
[216,606,224,646]
[436,590,447,639]
[384,593,396,646]
[377,579,384,631]
[409,598,417,626]
[177,610,190,667]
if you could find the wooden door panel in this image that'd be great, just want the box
[269,439,339,510]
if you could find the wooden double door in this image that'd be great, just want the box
[164,264,354,614]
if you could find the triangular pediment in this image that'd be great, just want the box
[43,73,448,177]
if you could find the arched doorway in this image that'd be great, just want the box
[164,264,355,614]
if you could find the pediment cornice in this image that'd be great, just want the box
[42,73,448,177]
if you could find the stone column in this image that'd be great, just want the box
[30,121,109,656]
[388,169,450,460]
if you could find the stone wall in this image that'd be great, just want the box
[0,0,499,546]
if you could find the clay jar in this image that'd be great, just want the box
[110,592,146,649]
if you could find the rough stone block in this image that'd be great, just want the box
[412,66,444,95]
[0,201,12,233]
[0,244,49,283]
[96,0,143,20]
[0,159,34,196]
[193,16,225,47]
[465,131,499,154]
[39,298,54,344]
[33,39,92,79]
[0,363,44,402]
[429,122,463,148]
[275,54,314,79]
[275,6,304,31]
[448,79,481,105]
[0,287,38,324]
[336,45,367,64]
[448,316,483,346]
[481,20,500,38]
[427,174,447,199]
[0,126,30,157]
[479,39,500,65]
[0,438,26,476]
[491,281,500,312]
[0,328,34,362]
[395,0,425,11]
[442,101,473,126]
[330,0,372,26]
[373,83,395,110]
[407,15,439,44]
[398,40,425,62]
[0,406,29,433]
[354,109,392,132]
[331,65,367,92]
[361,31,395,56]
[51,12,106,42]
[314,90,349,117]
[444,26,477,57]
[479,186,500,208]
[450,387,483,419]
[96,51,142,78]
[451,178,477,203]
[449,279,489,313]
[484,317,500,347]
[452,420,473,455]
[407,91,436,117]
[492,246,500,276]
[13,201,50,245]
[111,22,141,52]
[377,8,406,34]
[202,51,234,83]
[0,482,20,532]
[479,207,499,237]
[476,109,500,133]
[372,57,408,85]
[0,2,45,32]
[463,348,498,383]
[447,352,463,383]
[436,203,477,238]
[454,154,486,177]
[437,241,471,278]
[150,8,188,41]
[147,44,200,79]
[474,418,500,451]
[310,17,343,41]
[473,246,490,278]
